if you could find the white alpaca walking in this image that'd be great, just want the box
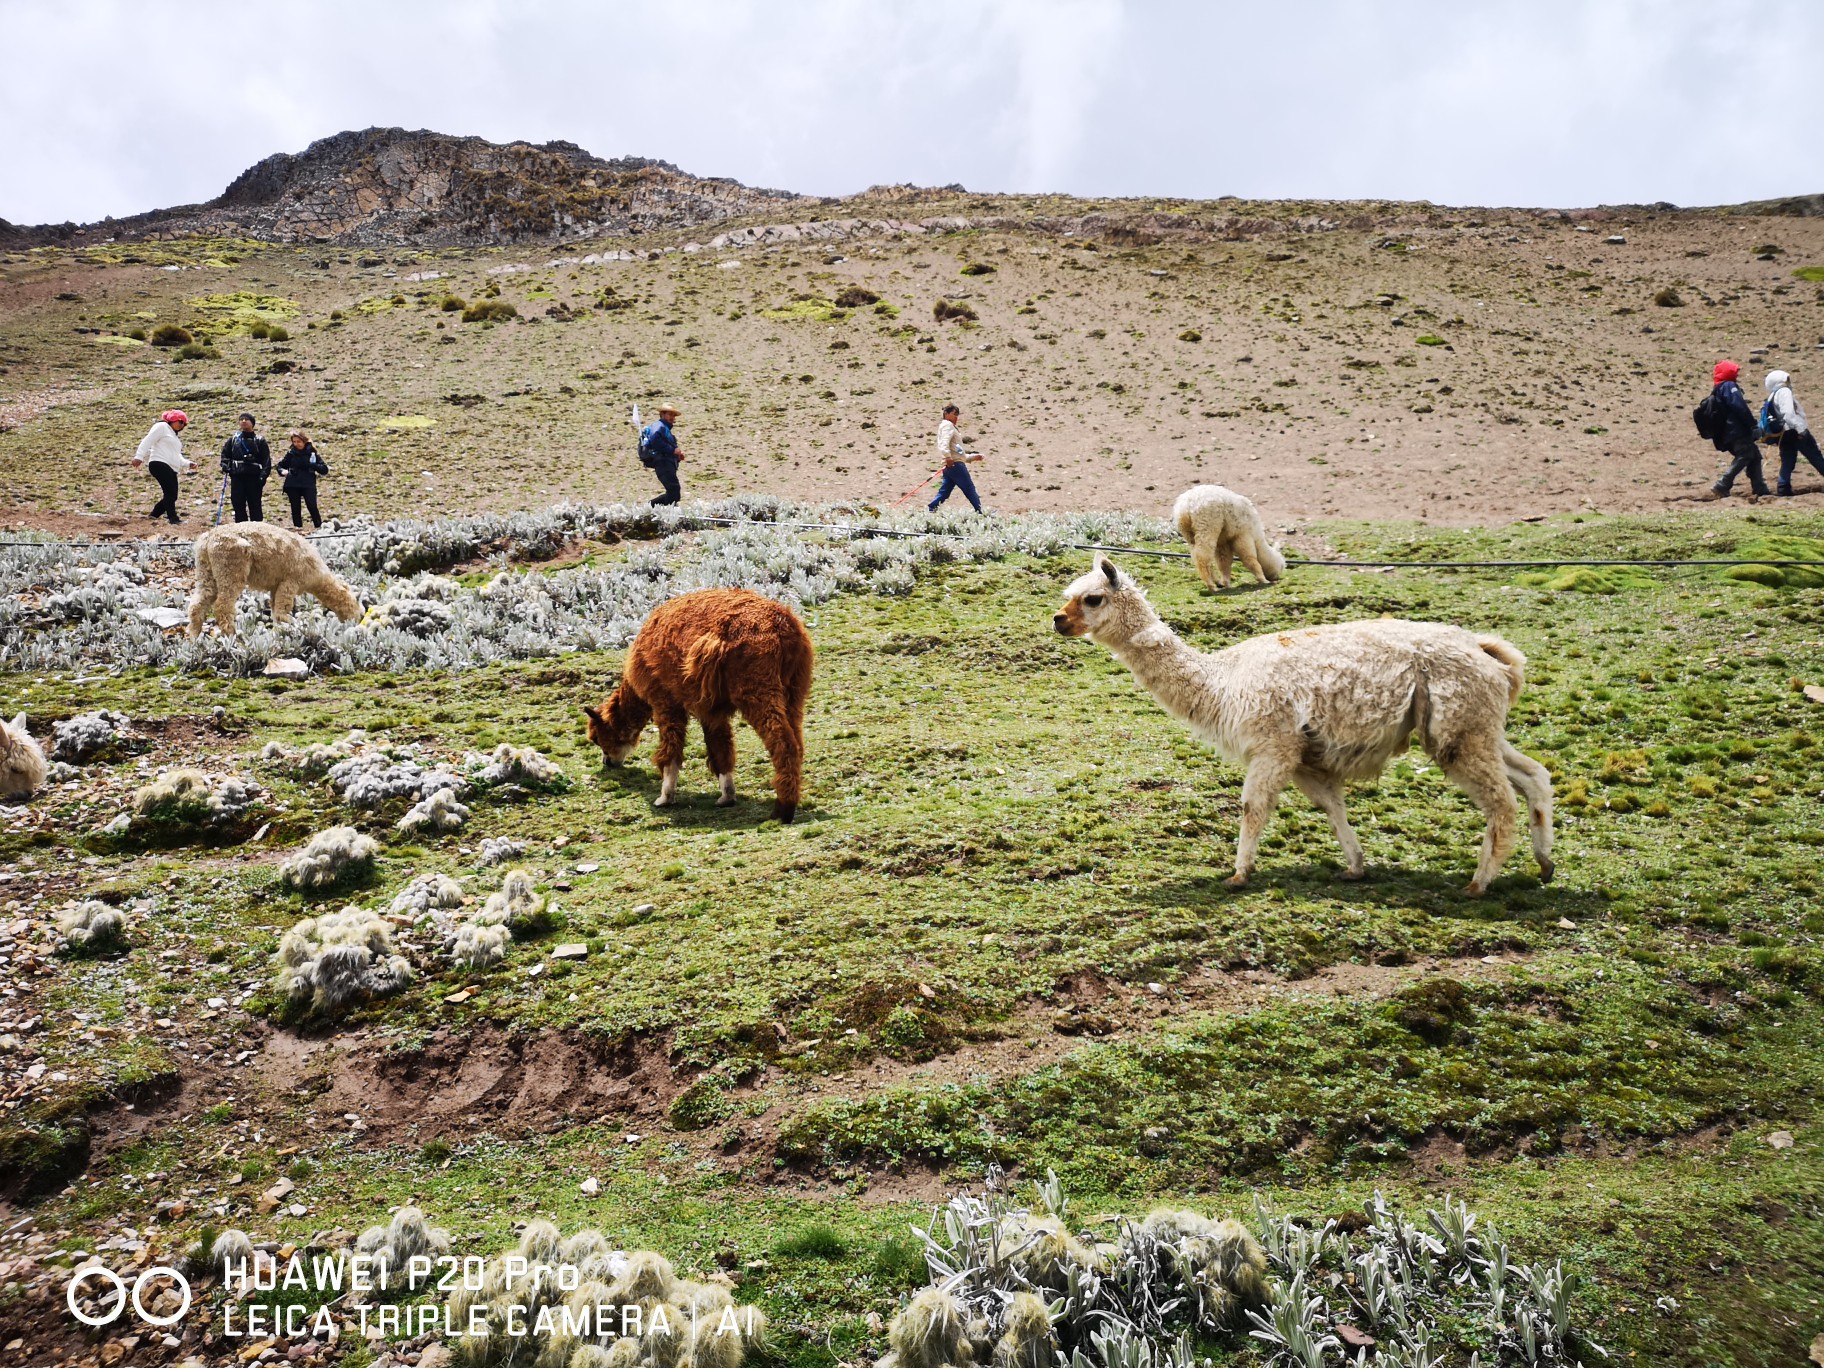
[1053,557,1553,894]
[1172,484,1285,590]
[188,523,362,638]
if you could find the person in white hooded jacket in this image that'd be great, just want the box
[131,409,194,524]
[1765,370,1824,496]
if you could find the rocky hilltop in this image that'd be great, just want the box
[14,127,806,248]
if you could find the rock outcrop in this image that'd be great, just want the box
[13,127,805,249]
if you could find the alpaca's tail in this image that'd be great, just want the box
[682,631,729,703]
[1476,635,1527,706]
[1174,505,1198,546]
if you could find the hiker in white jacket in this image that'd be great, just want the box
[1765,371,1824,496]
[131,409,193,524]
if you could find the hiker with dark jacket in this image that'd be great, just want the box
[275,429,329,529]
[640,403,684,506]
[220,413,272,523]
[1700,361,1769,501]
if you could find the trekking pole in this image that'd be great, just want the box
[212,474,228,526]
[889,469,942,508]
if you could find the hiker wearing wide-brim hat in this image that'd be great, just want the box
[639,402,685,507]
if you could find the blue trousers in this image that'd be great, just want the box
[649,457,681,506]
[1778,430,1824,493]
[928,462,981,512]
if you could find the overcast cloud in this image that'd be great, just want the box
[3,0,1820,226]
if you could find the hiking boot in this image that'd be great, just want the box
[1777,486,1794,497]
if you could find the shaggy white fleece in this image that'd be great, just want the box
[0,714,47,798]
[188,522,362,638]
[1171,484,1286,590]
[1055,556,1553,894]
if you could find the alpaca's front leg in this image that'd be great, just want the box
[1228,754,1295,887]
[703,716,737,806]
[652,706,690,807]
[1214,544,1235,589]
[271,587,296,623]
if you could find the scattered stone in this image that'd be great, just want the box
[1556,918,1577,930]
[1803,684,1824,705]
[580,1176,600,1195]
[1767,1130,1795,1149]
[262,657,311,680]
[552,943,588,960]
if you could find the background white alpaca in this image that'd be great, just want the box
[1054,556,1553,894]
[0,714,47,798]
[188,523,362,638]
[1172,484,1286,590]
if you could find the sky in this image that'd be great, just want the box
[4,0,1821,226]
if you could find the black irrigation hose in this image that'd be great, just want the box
[4,516,1824,571]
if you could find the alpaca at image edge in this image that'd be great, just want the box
[585,588,814,822]
[1054,557,1553,894]
[1172,483,1285,590]
[187,523,362,638]
[0,714,48,798]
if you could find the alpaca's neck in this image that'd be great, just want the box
[1103,617,1225,727]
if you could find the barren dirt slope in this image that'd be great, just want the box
[3,195,1822,532]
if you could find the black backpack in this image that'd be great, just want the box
[1692,393,1718,442]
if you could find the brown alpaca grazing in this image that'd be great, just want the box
[584,589,813,822]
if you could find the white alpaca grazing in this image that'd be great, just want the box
[1172,484,1286,590]
[1053,557,1553,895]
[188,523,362,638]
[0,714,48,798]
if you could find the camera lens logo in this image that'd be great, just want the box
[66,1266,192,1329]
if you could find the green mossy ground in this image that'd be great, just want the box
[3,507,1823,1365]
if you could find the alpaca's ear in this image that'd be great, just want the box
[1101,557,1119,587]
[5,713,23,734]
[582,705,601,723]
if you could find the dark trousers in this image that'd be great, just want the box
[1714,439,1770,496]
[229,470,266,522]
[148,463,179,521]
[1777,430,1824,492]
[287,488,321,528]
[650,458,681,506]
[929,461,982,512]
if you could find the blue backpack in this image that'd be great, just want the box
[1758,397,1786,440]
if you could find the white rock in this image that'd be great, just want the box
[262,658,310,680]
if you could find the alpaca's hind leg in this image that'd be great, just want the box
[1292,768,1365,880]
[652,705,691,806]
[741,697,803,823]
[1228,751,1297,887]
[1501,741,1555,882]
[703,714,737,806]
[1437,743,1520,895]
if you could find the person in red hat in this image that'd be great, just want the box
[131,410,194,524]
[1699,360,1769,501]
